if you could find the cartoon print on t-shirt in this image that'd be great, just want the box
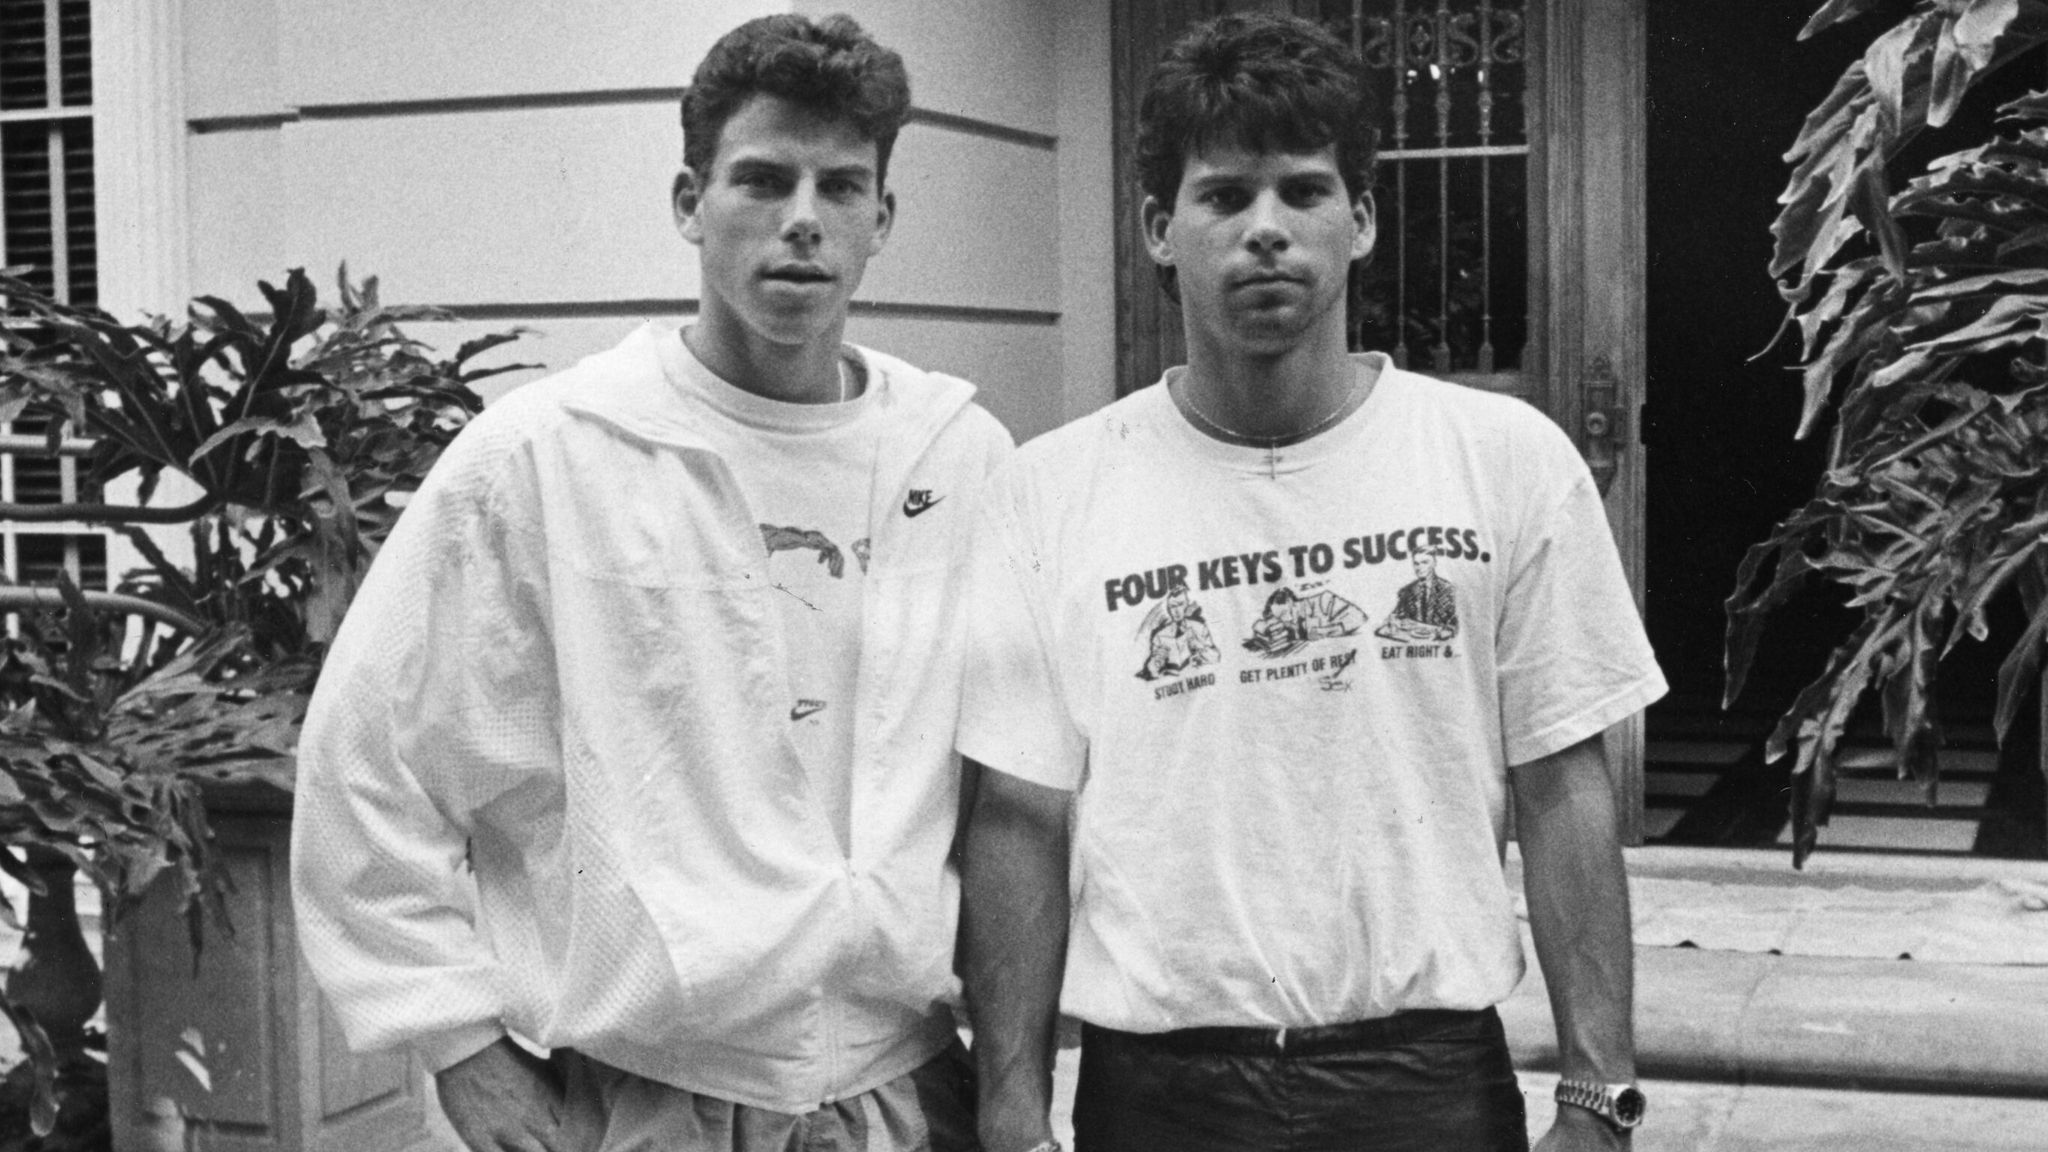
[1136,580,1220,680]
[851,537,872,574]
[1242,586,1366,658]
[761,524,847,578]
[1374,548,1458,642]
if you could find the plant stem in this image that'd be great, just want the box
[2,845,102,1063]
[0,495,219,524]
[0,588,207,636]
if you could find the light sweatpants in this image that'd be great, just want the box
[552,1040,978,1152]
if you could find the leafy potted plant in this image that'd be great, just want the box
[0,266,529,1145]
[1728,0,2048,865]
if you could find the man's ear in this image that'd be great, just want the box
[1142,195,1175,267]
[869,188,897,257]
[674,169,704,245]
[1350,191,1377,263]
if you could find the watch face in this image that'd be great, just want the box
[1614,1086,1647,1126]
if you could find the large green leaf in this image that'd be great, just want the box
[1867,16,1928,136]
[1741,9,2048,858]
[1909,293,2047,352]
[0,261,528,1129]
[1912,267,2048,297]
[1995,588,2048,736]
[1930,0,2021,126]
[0,995,60,1134]
[1802,0,1893,40]
[188,408,329,466]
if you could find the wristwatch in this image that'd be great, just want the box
[1554,1079,1647,1131]
[1019,1143,1062,1152]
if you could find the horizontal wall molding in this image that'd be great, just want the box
[189,112,294,134]
[301,87,687,122]
[445,298,693,323]
[232,299,1061,325]
[190,90,1055,151]
[905,108,1055,151]
[191,88,682,133]
[850,300,1058,325]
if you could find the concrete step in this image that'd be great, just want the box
[1503,846,2048,1149]
[1503,943,2048,1094]
[1503,846,2048,1094]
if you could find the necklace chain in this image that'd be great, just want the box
[1176,375,1361,448]
[836,351,867,404]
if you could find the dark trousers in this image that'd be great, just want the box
[1072,1008,1528,1152]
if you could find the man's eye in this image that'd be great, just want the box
[1203,188,1249,211]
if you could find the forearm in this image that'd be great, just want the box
[291,686,503,1051]
[291,784,503,1051]
[1512,733,1636,1083]
[291,473,550,1053]
[960,759,1071,1152]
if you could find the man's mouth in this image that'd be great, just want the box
[1233,271,1302,289]
[762,265,834,284]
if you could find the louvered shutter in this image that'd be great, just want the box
[1,0,104,591]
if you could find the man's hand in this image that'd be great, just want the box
[434,1037,571,1152]
[1534,1103,1632,1151]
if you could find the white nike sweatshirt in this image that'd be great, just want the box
[290,324,1011,1112]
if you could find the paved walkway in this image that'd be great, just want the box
[15,847,2048,1149]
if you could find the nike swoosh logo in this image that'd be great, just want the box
[790,700,827,722]
[903,494,944,517]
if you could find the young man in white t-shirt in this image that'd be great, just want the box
[959,12,1663,1152]
[291,15,1009,1152]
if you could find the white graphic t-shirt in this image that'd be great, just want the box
[959,354,1667,1032]
[663,330,884,853]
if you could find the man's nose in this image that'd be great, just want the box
[783,180,824,245]
[1244,192,1290,253]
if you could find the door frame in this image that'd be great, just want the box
[1546,0,1648,841]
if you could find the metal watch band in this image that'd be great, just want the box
[1019,1143,1062,1152]
[1555,1078,1647,1130]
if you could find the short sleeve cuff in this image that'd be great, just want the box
[1503,673,1668,767]
[413,1021,506,1074]
[958,725,1083,792]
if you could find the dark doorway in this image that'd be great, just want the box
[1643,0,2044,857]
[1644,0,1866,713]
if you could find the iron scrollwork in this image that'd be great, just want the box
[1359,3,1525,74]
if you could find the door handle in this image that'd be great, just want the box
[1582,354,1625,497]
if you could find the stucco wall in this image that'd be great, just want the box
[177,0,1110,442]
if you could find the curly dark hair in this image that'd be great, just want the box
[1136,12,1378,209]
[682,14,912,189]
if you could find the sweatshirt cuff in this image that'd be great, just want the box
[413,1022,506,1074]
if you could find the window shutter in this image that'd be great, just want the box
[0,0,49,112]
[56,0,84,108]
[1,0,102,590]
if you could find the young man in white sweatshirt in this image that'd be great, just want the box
[292,15,1009,1152]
